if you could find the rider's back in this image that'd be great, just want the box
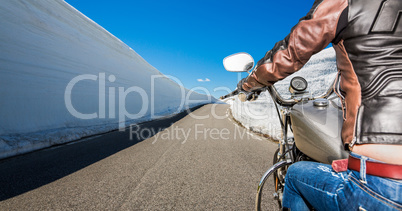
[244,0,402,164]
[333,0,402,163]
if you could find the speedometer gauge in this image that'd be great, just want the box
[290,76,308,93]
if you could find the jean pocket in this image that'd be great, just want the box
[349,175,402,210]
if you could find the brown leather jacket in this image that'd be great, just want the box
[243,0,402,149]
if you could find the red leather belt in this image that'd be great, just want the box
[348,155,402,180]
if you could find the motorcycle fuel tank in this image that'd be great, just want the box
[290,97,348,164]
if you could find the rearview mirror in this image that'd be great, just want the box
[223,53,254,72]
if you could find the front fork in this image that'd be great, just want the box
[256,108,295,210]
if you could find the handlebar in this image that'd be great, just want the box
[220,89,261,102]
[266,86,298,107]
[313,76,336,99]
[267,77,335,106]
[220,89,239,100]
[221,77,336,106]
[219,85,299,106]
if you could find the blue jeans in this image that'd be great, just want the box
[282,153,402,210]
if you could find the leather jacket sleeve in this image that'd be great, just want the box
[243,0,348,90]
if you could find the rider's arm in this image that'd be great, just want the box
[243,0,348,91]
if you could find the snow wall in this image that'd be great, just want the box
[0,0,215,159]
[228,47,338,140]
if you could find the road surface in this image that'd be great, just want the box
[0,104,278,210]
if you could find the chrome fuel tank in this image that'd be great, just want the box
[290,97,348,164]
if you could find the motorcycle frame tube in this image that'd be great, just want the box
[282,109,294,162]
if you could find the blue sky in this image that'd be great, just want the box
[66,0,315,99]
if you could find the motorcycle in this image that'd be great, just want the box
[222,53,348,210]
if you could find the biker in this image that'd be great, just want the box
[239,0,402,210]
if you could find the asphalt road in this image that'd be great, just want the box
[0,104,279,210]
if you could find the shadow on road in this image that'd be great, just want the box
[0,104,206,201]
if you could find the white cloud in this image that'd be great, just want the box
[197,78,211,82]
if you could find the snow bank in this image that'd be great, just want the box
[229,47,338,140]
[0,0,214,159]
